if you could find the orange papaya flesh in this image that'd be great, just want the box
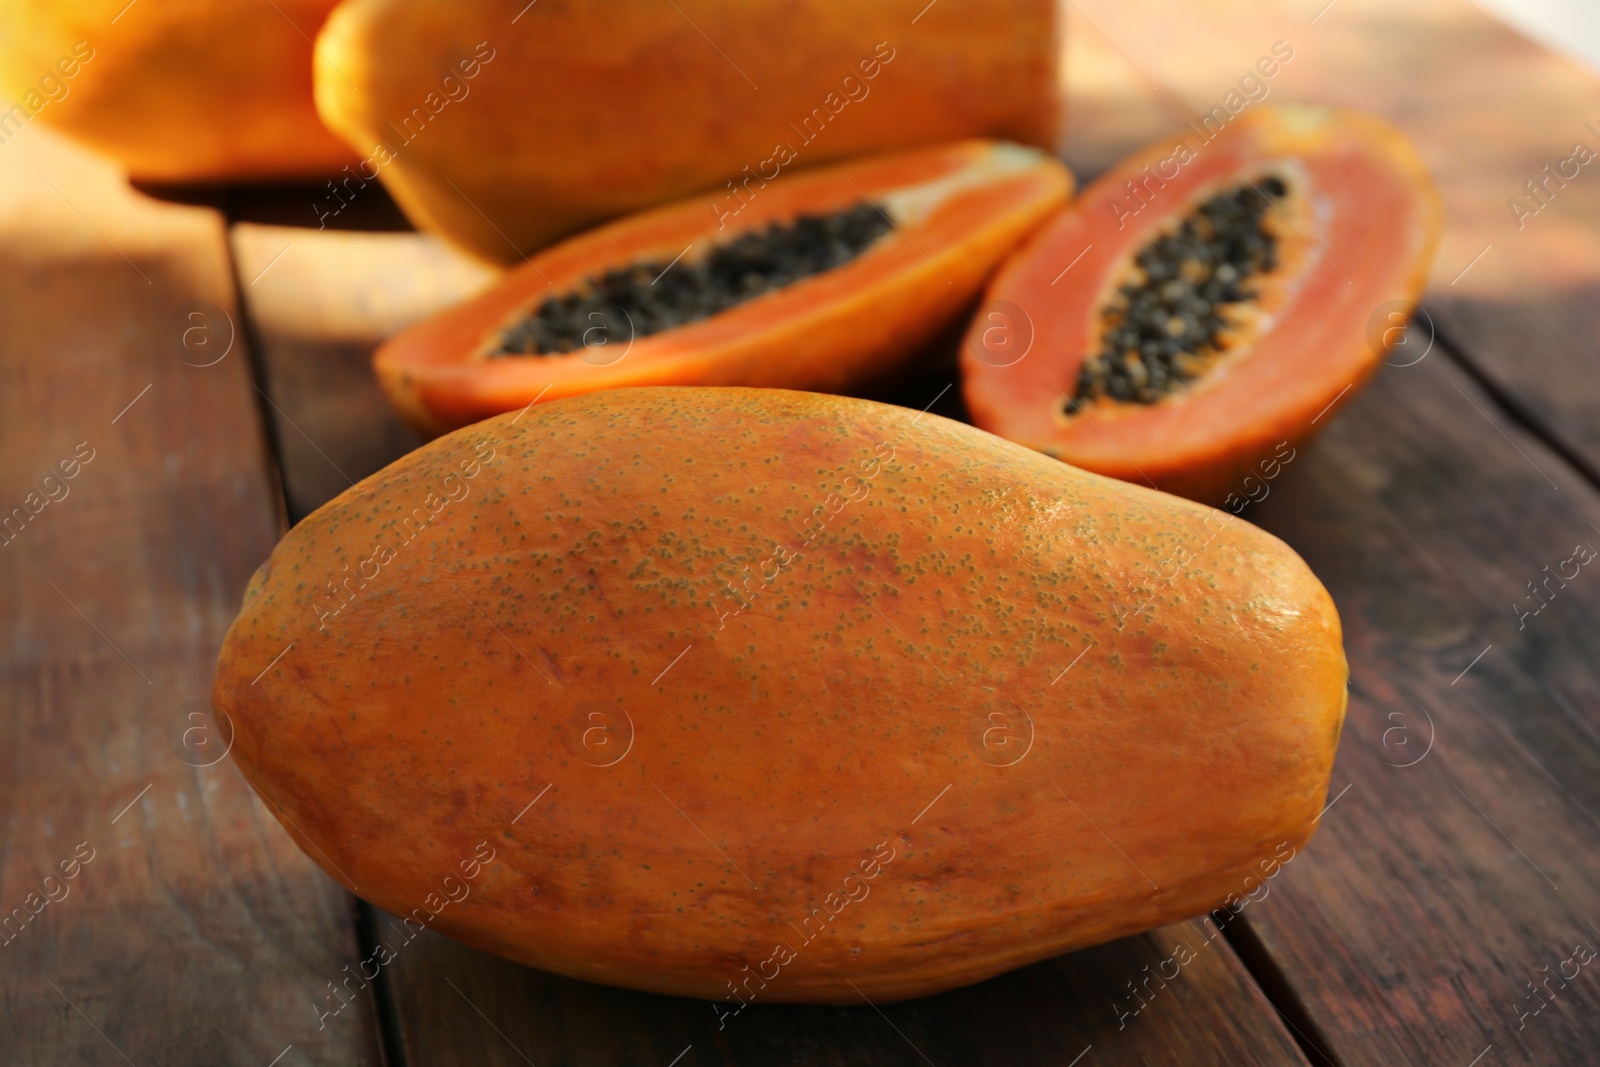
[313,0,1060,260]
[0,0,356,181]
[375,140,1072,438]
[213,386,1348,1004]
[961,105,1441,505]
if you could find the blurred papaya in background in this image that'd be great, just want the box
[0,0,356,181]
[313,0,1061,260]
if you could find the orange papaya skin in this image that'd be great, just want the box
[313,0,1060,260]
[0,0,356,181]
[962,105,1442,506]
[376,141,1072,438]
[213,387,1347,1003]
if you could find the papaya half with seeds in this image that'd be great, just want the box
[312,0,1060,260]
[374,140,1072,438]
[961,104,1441,505]
[213,386,1347,1003]
[0,0,356,181]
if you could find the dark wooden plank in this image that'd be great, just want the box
[0,126,382,1065]
[229,223,493,521]
[381,914,1310,1067]
[1237,345,1600,1067]
[1059,5,1600,1063]
[231,228,1314,1065]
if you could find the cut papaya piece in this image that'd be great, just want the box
[313,0,1060,260]
[0,0,356,181]
[376,140,1072,437]
[213,386,1348,1003]
[961,105,1441,505]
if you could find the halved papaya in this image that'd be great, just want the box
[376,140,1072,437]
[961,105,1441,505]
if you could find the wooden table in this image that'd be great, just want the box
[5,0,1600,1063]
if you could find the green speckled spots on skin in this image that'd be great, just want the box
[213,385,1344,1006]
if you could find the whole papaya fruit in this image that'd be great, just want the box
[0,0,355,181]
[962,105,1441,505]
[213,387,1346,1003]
[312,0,1060,260]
